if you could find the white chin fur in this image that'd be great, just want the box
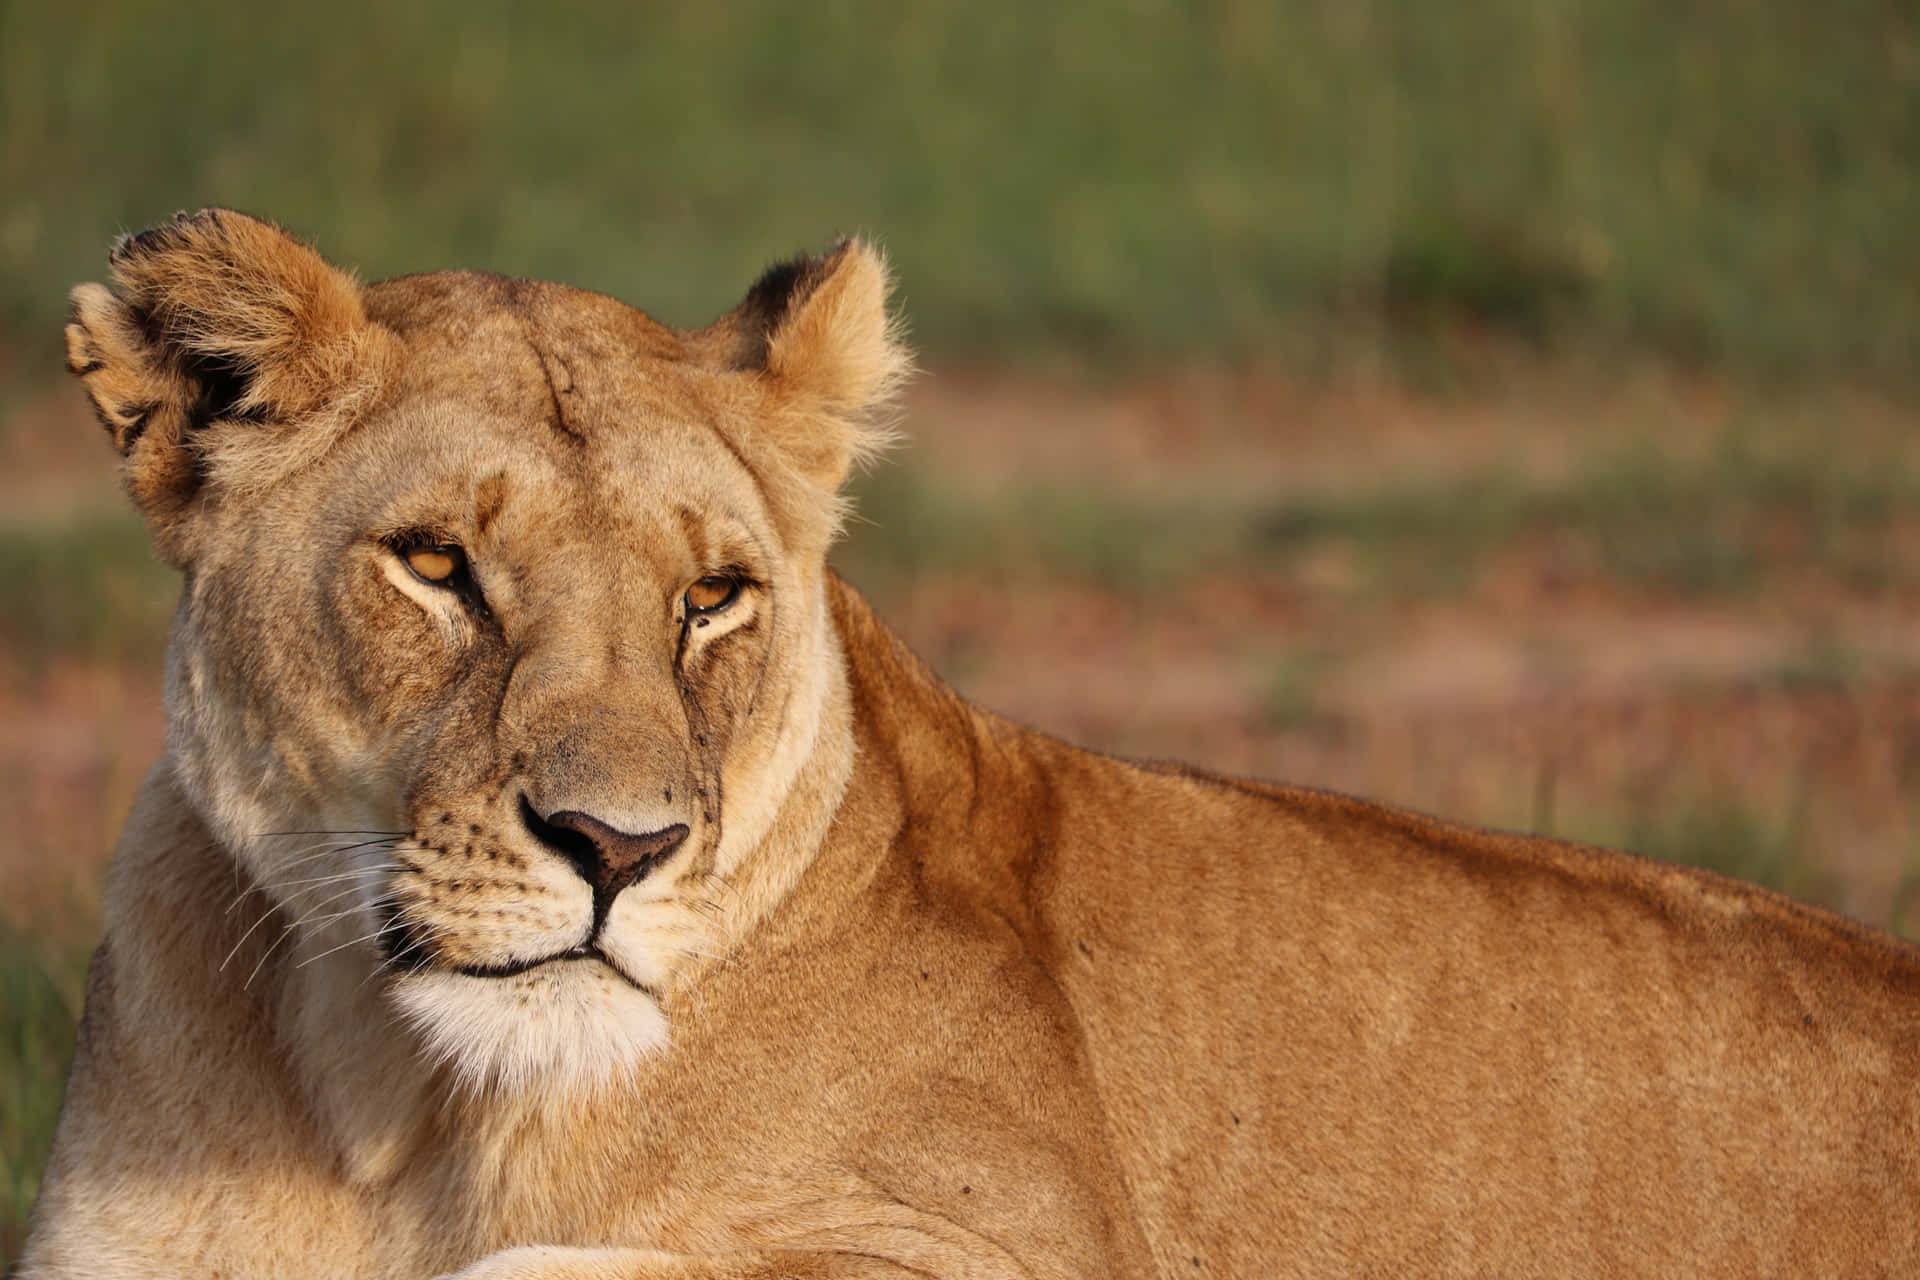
[389,961,669,1095]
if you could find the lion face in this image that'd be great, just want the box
[65,212,905,1091]
[197,319,794,1089]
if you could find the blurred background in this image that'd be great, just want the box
[3,0,1917,1258]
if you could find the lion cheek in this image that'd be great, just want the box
[168,641,397,873]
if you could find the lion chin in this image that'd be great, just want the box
[389,961,671,1095]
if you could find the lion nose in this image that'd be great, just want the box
[519,796,689,918]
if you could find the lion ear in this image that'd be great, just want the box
[65,209,393,563]
[717,238,911,494]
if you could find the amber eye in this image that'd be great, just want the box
[404,544,465,586]
[685,575,740,614]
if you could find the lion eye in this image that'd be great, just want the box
[685,576,740,614]
[404,545,466,586]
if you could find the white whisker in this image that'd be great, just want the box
[224,860,401,917]
[273,864,406,894]
[296,923,396,972]
[220,898,290,973]
[231,872,390,988]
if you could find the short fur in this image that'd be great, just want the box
[23,211,1920,1279]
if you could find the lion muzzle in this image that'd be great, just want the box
[518,797,690,930]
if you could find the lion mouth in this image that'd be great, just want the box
[451,946,651,993]
[376,903,647,992]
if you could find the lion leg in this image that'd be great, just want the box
[434,1246,931,1280]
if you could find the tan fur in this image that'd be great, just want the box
[23,211,1920,1279]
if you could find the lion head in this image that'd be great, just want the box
[65,210,908,1092]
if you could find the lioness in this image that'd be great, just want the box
[20,209,1920,1279]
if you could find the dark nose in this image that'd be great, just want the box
[519,796,689,925]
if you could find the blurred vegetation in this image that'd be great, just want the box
[0,517,175,668]
[4,0,1919,1264]
[1618,795,1825,906]
[841,428,1920,599]
[0,931,82,1266]
[2,0,1916,381]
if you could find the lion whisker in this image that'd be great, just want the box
[240,919,300,991]
[285,879,391,933]
[222,841,402,916]
[224,840,404,908]
[226,871,393,983]
[271,836,406,869]
[283,906,367,937]
[272,864,407,894]
[224,861,404,917]
[245,880,410,991]
[220,898,295,974]
[288,926,389,974]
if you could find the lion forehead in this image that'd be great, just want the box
[361,276,706,444]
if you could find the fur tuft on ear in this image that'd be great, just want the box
[65,209,395,560]
[719,238,912,495]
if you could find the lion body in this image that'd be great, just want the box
[22,212,1920,1279]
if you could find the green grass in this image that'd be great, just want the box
[841,431,1920,601]
[1261,435,1920,597]
[0,514,177,667]
[1251,450,1896,602]
[1261,651,1334,732]
[841,467,1245,593]
[0,933,85,1268]
[2,0,1915,381]
[1574,791,1834,919]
